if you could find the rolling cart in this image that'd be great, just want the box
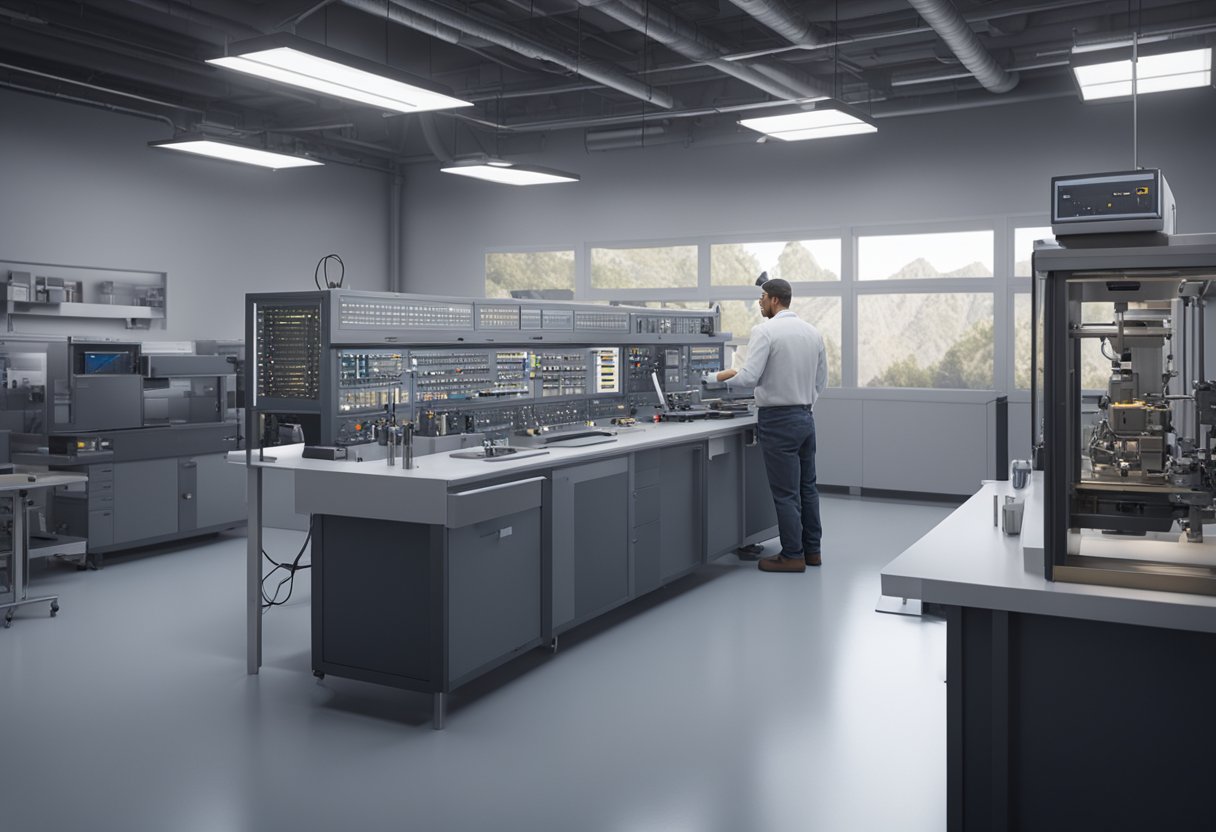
[0,472,88,627]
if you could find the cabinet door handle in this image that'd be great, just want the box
[182,492,193,501]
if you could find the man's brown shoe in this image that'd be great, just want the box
[805,552,822,567]
[758,554,806,573]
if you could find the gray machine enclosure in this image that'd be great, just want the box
[1034,231,1216,595]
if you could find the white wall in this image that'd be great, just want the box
[0,89,391,341]
[400,90,1216,298]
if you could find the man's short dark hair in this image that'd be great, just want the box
[761,278,792,307]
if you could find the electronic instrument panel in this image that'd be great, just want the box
[247,290,724,446]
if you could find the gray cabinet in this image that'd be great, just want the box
[551,458,630,630]
[658,443,704,579]
[448,506,542,682]
[193,452,247,529]
[705,434,742,559]
[632,443,705,586]
[313,477,543,690]
[113,459,178,543]
[743,440,777,542]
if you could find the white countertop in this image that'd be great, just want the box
[229,415,757,488]
[880,473,1216,634]
[232,417,759,525]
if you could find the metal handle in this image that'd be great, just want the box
[182,492,193,500]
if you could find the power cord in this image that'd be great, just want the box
[313,254,345,290]
[261,520,313,610]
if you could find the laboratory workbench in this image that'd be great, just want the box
[238,416,778,728]
[881,474,1216,831]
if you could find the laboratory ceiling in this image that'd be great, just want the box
[1,0,1212,169]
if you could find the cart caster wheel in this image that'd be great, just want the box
[547,637,559,654]
[50,602,59,617]
[3,614,12,629]
[313,670,325,679]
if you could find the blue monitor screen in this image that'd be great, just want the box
[83,352,129,375]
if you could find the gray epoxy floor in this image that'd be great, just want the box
[0,494,954,832]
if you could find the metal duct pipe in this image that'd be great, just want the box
[870,78,1069,118]
[579,0,829,101]
[389,165,403,293]
[418,113,454,163]
[724,0,820,47]
[339,0,463,45]
[0,78,180,131]
[116,0,262,40]
[904,0,1019,93]
[339,0,673,108]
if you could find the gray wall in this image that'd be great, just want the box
[400,91,1216,298]
[0,89,391,341]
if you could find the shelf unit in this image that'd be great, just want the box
[1,260,167,332]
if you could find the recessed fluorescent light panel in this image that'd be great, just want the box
[149,139,322,170]
[738,108,877,141]
[207,34,471,114]
[1072,47,1212,101]
[440,161,579,186]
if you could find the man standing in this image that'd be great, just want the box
[714,278,827,573]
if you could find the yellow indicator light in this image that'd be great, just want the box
[1136,187,1150,195]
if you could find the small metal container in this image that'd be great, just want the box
[1011,459,1032,490]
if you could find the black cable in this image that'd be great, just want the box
[261,520,313,610]
[313,254,345,290]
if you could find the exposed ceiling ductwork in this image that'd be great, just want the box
[342,0,675,109]
[903,0,1020,93]
[1,0,1212,163]
[724,0,822,48]
[578,0,831,101]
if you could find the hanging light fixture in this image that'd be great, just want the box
[1070,42,1212,101]
[207,33,471,114]
[738,104,877,141]
[440,158,580,186]
[149,136,323,170]
[741,7,875,143]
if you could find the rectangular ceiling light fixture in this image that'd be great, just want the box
[738,106,877,141]
[440,160,580,186]
[1072,46,1212,101]
[207,34,471,114]
[149,138,323,170]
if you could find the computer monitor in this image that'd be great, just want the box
[651,371,670,411]
[82,351,131,375]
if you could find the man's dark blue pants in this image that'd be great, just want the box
[756,405,821,559]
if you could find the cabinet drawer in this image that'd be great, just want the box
[88,465,115,483]
[447,477,543,528]
[88,491,114,510]
[89,480,116,500]
[88,510,114,548]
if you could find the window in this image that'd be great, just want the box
[858,230,994,280]
[711,239,841,285]
[590,244,697,290]
[1014,226,1054,276]
[1013,293,1034,389]
[485,250,574,299]
[717,297,842,387]
[859,293,994,388]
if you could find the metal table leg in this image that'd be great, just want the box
[432,692,446,730]
[247,465,263,673]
